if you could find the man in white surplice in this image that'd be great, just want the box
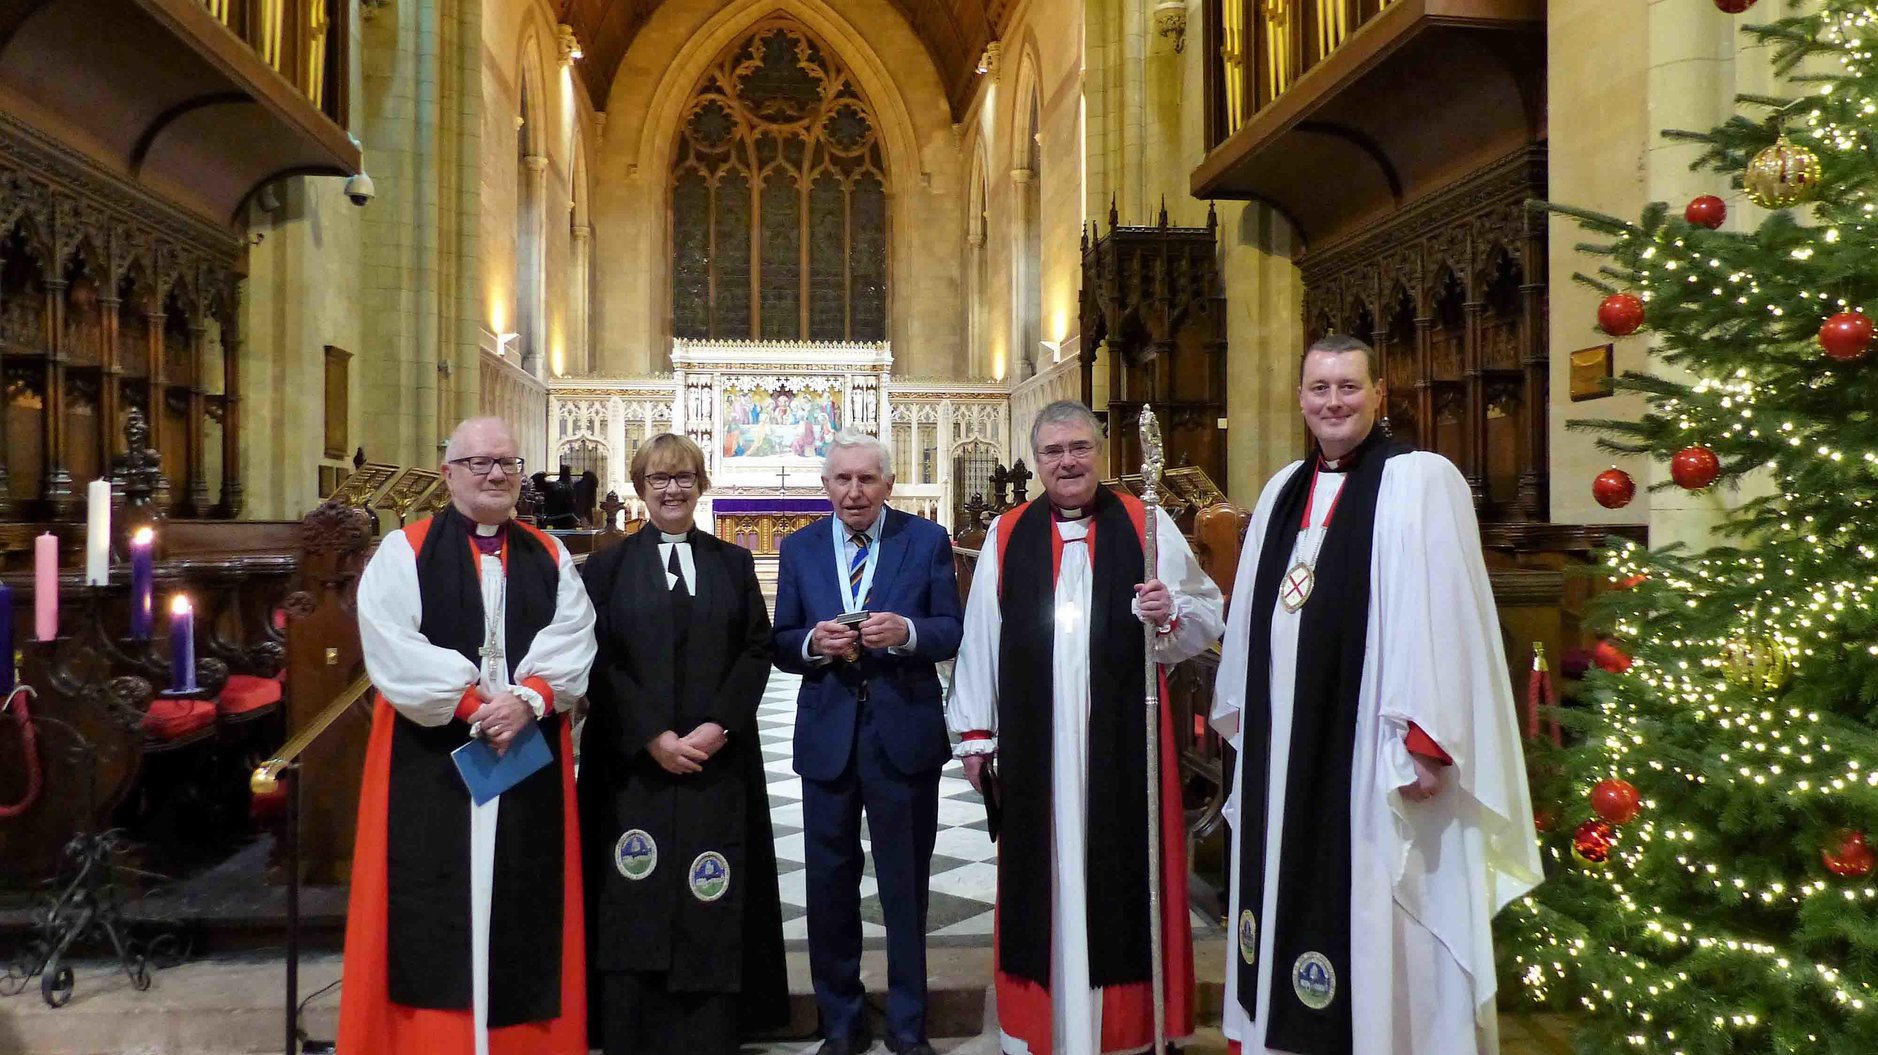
[1211,336,1541,1055]
[338,416,596,1055]
[948,400,1223,1055]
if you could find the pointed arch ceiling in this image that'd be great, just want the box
[559,0,1007,119]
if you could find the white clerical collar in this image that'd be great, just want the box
[474,522,502,537]
[659,531,689,544]
[1053,505,1087,521]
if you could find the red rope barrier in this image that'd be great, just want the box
[1526,646,1563,747]
[0,686,42,819]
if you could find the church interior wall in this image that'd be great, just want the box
[1546,0,1785,544]
[1080,0,1303,502]
[478,1,595,385]
[587,0,966,381]
[959,8,1087,395]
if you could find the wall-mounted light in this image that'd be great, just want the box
[497,332,521,358]
[557,24,584,66]
[977,41,1002,79]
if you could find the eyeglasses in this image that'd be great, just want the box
[449,456,525,476]
[1037,441,1098,464]
[645,472,699,491]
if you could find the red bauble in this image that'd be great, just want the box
[1597,293,1646,337]
[1684,195,1727,228]
[1819,311,1874,362]
[1670,446,1721,490]
[1713,0,1756,11]
[1823,831,1875,879]
[1617,573,1649,590]
[1593,639,1633,674]
[1534,808,1556,834]
[1591,779,1642,825]
[1573,820,1617,867]
[1592,467,1636,509]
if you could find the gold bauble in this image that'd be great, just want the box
[1744,136,1823,208]
[1720,634,1793,693]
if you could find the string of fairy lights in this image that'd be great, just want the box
[1508,5,1878,1050]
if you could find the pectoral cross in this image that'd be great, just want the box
[479,641,503,683]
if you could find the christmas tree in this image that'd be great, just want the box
[1496,2,1878,1052]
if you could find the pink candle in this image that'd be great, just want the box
[34,532,57,641]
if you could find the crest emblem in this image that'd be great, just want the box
[614,830,656,880]
[689,851,730,902]
[1292,951,1337,1010]
[1237,910,1258,966]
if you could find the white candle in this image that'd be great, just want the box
[85,479,111,586]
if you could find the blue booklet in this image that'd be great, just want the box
[452,719,552,805]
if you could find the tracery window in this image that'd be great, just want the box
[671,20,890,343]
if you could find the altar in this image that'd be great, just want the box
[547,340,1010,553]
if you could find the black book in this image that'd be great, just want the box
[981,760,1001,842]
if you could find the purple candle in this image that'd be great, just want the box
[167,594,196,693]
[129,528,154,640]
[0,581,14,697]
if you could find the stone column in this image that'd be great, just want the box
[522,153,549,377]
[571,223,594,373]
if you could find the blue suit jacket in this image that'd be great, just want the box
[773,507,963,781]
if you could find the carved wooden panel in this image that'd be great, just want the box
[1301,146,1547,522]
[0,120,245,521]
[1079,205,1229,487]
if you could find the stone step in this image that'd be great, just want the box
[0,943,1579,1055]
[0,948,997,1055]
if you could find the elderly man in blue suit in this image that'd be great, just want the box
[773,429,962,1055]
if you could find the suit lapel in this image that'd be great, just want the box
[814,515,849,611]
[869,507,912,610]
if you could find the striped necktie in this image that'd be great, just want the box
[848,531,870,607]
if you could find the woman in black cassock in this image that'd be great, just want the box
[578,432,789,1054]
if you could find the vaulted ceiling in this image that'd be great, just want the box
[558,0,1009,119]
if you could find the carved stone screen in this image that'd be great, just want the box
[671,20,890,343]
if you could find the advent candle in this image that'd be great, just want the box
[84,479,110,586]
[0,581,13,697]
[34,532,57,641]
[129,527,155,640]
[168,594,196,693]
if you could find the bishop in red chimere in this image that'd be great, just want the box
[338,416,598,1055]
[947,400,1225,1055]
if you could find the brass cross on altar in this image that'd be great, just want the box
[777,465,790,491]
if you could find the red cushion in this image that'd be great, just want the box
[218,674,284,717]
[144,698,217,740]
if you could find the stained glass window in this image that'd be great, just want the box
[671,20,891,342]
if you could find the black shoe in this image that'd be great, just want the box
[885,1039,936,1055]
[818,1022,875,1055]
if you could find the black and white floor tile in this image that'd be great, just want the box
[759,670,1216,948]
[760,671,999,945]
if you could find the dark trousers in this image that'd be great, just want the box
[802,700,941,1046]
[598,971,738,1055]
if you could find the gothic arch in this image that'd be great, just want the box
[1009,48,1042,379]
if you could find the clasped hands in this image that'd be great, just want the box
[810,612,911,660]
[647,723,728,775]
[470,684,534,757]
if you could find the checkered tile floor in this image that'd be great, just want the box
[759,670,1218,950]
[760,671,1000,946]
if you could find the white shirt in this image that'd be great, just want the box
[802,506,919,662]
[658,530,696,594]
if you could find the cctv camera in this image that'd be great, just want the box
[344,172,376,206]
